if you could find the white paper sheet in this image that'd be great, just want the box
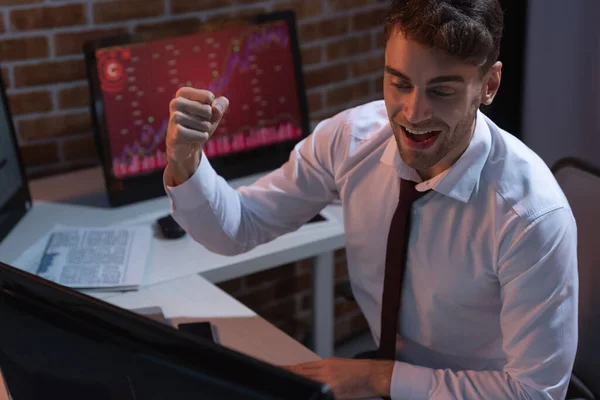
[34,225,152,290]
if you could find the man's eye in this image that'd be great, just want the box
[393,83,411,90]
[430,88,455,97]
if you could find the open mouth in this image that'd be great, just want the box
[400,125,442,149]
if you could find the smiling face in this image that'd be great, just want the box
[383,31,502,180]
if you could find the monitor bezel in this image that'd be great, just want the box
[0,73,32,243]
[83,10,310,207]
[0,261,333,399]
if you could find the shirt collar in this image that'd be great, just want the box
[380,109,492,203]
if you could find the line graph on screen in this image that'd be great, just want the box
[97,20,303,179]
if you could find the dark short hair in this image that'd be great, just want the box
[384,0,504,70]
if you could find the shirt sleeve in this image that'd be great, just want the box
[389,207,579,400]
[163,116,343,255]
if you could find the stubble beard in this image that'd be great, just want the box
[393,97,481,173]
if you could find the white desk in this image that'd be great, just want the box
[0,166,346,357]
[0,273,321,400]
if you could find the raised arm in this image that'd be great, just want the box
[164,88,341,255]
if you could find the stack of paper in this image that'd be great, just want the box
[33,225,152,291]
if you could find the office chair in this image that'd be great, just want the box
[553,157,600,400]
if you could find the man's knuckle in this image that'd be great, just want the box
[175,86,187,98]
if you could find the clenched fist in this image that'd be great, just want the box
[165,87,229,186]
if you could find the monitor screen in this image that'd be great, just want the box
[85,11,309,207]
[0,261,333,400]
[0,73,31,243]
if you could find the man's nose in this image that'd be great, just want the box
[403,91,432,125]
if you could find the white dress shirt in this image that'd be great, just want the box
[164,100,578,400]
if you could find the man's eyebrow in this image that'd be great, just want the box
[384,65,465,85]
[384,66,411,81]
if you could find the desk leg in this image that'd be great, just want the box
[311,251,335,358]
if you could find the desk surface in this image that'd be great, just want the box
[0,167,345,286]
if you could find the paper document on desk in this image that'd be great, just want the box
[35,225,152,291]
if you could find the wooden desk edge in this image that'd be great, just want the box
[171,315,321,366]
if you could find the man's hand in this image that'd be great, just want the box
[165,87,229,186]
[283,357,395,399]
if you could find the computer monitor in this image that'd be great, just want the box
[0,72,31,243]
[0,261,333,400]
[84,10,310,207]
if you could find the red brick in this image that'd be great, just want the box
[7,91,52,115]
[352,8,385,31]
[375,29,386,49]
[296,258,312,275]
[335,300,359,318]
[0,0,42,5]
[299,16,349,43]
[373,75,384,95]
[18,112,92,141]
[259,298,296,321]
[57,85,90,110]
[307,92,323,113]
[238,275,311,310]
[350,313,369,331]
[245,263,296,287]
[334,248,347,263]
[215,277,243,294]
[134,18,202,40]
[300,293,311,312]
[170,0,231,14]
[352,52,384,76]
[0,12,4,34]
[301,44,322,66]
[335,261,348,280]
[10,4,86,31]
[304,63,349,90]
[313,105,348,121]
[326,80,371,107]
[27,161,99,179]
[329,0,375,11]
[0,37,48,62]
[61,134,98,162]
[1,68,9,88]
[20,142,59,167]
[327,34,372,61]
[93,0,164,24]
[335,318,352,343]
[274,318,310,343]
[14,59,86,88]
[205,6,268,24]
[55,28,128,57]
[273,0,323,20]
[335,280,353,299]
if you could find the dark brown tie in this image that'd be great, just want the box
[377,178,429,361]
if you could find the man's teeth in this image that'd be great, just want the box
[404,127,435,135]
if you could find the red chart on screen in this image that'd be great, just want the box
[96,20,303,179]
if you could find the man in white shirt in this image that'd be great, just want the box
[163,0,578,399]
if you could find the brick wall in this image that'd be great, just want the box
[215,250,370,347]
[0,0,386,346]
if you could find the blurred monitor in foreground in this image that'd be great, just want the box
[0,261,333,400]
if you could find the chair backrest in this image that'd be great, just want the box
[553,157,600,398]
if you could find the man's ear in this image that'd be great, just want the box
[481,61,502,105]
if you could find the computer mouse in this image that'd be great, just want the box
[157,214,186,239]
